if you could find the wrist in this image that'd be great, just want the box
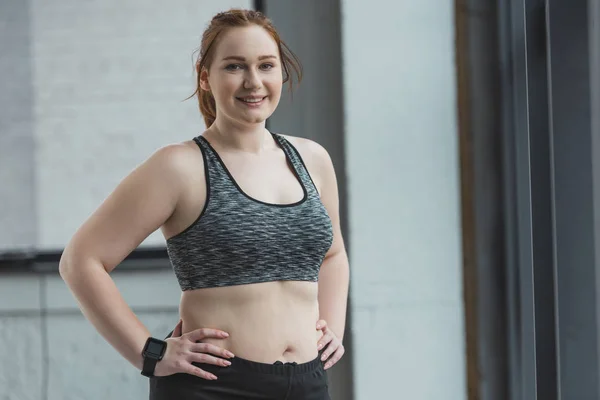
[134,353,144,371]
[133,337,149,371]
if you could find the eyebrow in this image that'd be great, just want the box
[221,55,278,62]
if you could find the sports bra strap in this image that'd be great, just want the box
[272,133,320,198]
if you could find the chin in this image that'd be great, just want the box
[242,112,272,125]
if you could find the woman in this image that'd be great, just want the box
[59,8,349,400]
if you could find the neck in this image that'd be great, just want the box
[207,117,272,154]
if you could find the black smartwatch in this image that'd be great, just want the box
[141,337,167,377]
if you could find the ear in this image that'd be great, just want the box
[199,67,211,92]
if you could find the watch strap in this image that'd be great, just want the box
[141,355,159,377]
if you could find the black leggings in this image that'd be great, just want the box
[149,332,331,400]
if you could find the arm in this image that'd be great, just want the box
[315,144,350,342]
[59,144,192,371]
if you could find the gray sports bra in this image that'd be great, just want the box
[165,132,334,291]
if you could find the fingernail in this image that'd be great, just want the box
[321,354,327,361]
[325,363,331,369]
[211,375,218,380]
[317,343,323,350]
[226,351,235,358]
[223,360,231,366]
[316,324,321,329]
[222,332,229,337]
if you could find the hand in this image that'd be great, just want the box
[153,319,235,380]
[316,319,344,370]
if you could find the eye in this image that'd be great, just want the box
[260,63,275,70]
[225,64,243,71]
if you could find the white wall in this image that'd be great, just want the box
[341,1,467,399]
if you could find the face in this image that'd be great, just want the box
[200,25,283,126]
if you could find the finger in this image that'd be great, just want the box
[187,328,229,342]
[190,342,235,358]
[316,319,327,330]
[185,364,218,380]
[320,341,339,362]
[188,352,232,367]
[317,332,333,351]
[324,345,345,370]
[173,319,183,337]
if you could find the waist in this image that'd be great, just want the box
[179,281,322,364]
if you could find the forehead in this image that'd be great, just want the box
[214,25,279,59]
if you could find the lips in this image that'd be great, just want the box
[236,96,267,103]
[236,96,267,107]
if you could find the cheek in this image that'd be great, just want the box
[212,80,239,105]
[265,78,283,100]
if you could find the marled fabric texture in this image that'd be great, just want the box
[166,132,334,291]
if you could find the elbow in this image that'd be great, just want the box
[58,244,84,281]
[58,249,73,280]
[59,246,107,283]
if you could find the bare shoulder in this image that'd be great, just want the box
[149,139,202,173]
[278,134,332,169]
[136,139,205,194]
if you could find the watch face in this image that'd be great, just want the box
[145,339,166,358]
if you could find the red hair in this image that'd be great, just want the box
[187,9,303,128]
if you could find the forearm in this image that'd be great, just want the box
[317,251,350,341]
[59,257,150,371]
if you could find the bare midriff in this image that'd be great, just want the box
[179,280,323,364]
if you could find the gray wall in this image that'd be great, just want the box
[0,0,36,252]
[341,0,467,398]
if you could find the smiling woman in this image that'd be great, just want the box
[59,7,349,400]
[188,10,302,128]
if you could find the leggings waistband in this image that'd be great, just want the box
[226,351,324,376]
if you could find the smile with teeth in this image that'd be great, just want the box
[237,96,267,104]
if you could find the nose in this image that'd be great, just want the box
[243,68,262,90]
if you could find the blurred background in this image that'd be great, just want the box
[1,0,599,399]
